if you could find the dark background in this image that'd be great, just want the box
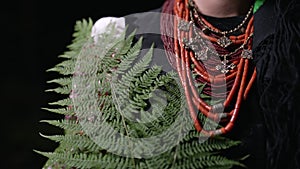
[2,1,165,169]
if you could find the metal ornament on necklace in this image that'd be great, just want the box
[190,1,254,49]
[185,0,254,74]
[216,59,236,74]
[186,21,254,60]
[181,22,254,74]
[182,36,210,61]
[215,33,253,74]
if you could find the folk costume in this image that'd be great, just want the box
[56,0,300,168]
[42,0,300,169]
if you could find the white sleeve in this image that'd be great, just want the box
[91,17,126,42]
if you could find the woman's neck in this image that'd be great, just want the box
[193,0,252,18]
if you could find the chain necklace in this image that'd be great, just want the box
[188,0,254,48]
[180,1,254,74]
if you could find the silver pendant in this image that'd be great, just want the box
[183,38,209,61]
[183,38,199,51]
[216,60,236,74]
[217,36,232,48]
[195,47,208,61]
[241,49,253,59]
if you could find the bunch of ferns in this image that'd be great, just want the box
[36,18,245,169]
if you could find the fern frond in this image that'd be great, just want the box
[49,98,72,106]
[59,18,94,59]
[116,28,137,56]
[116,36,143,73]
[45,85,71,95]
[41,107,74,116]
[39,133,102,152]
[47,77,72,86]
[117,43,154,90]
[47,59,75,75]
[35,151,103,169]
[41,119,82,132]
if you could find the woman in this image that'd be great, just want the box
[91,0,300,168]
[38,0,299,168]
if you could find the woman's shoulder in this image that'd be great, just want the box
[91,16,126,40]
[91,7,163,38]
[90,7,174,72]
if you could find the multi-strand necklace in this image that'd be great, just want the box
[173,0,256,136]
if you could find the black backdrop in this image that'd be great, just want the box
[2,1,165,168]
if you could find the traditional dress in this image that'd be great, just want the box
[91,0,300,168]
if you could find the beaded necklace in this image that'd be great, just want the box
[173,0,257,137]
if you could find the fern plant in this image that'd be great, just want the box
[36,18,246,169]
